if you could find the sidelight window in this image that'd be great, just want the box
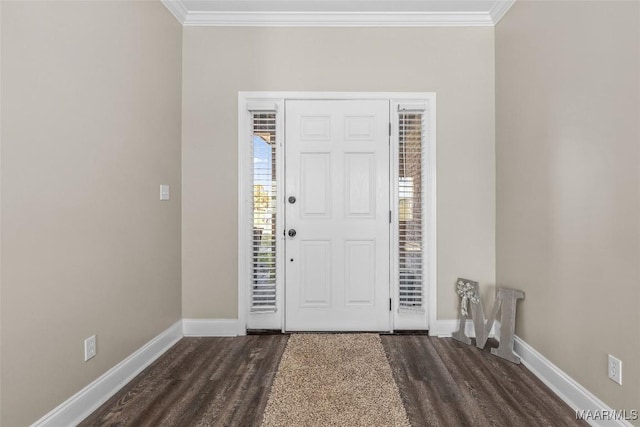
[398,109,425,311]
[250,112,277,312]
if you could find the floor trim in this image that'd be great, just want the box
[182,318,242,337]
[31,320,183,427]
[514,336,633,427]
[31,319,631,427]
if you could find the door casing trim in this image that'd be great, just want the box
[238,92,437,335]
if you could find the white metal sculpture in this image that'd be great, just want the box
[452,278,525,364]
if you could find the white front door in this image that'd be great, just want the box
[285,100,391,331]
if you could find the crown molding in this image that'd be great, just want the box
[162,0,517,27]
[489,0,517,25]
[185,11,493,27]
[161,0,189,24]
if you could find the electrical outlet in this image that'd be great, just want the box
[84,335,96,362]
[608,354,622,385]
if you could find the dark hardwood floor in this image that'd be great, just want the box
[80,335,289,427]
[81,334,583,426]
[381,335,585,427]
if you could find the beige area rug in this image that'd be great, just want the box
[261,334,410,427]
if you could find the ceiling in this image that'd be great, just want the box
[161,0,517,26]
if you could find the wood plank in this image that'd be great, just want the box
[82,334,586,426]
[381,335,587,427]
[79,335,288,427]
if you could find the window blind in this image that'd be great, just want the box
[398,112,425,311]
[250,112,277,312]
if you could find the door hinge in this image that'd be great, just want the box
[389,210,392,224]
[389,122,391,137]
[389,298,392,311]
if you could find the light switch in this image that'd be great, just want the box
[160,185,170,201]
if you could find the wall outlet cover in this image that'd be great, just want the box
[84,335,97,362]
[608,354,622,385]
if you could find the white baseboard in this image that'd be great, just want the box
[437,324,633,426]
[28,318,633,427]
[436,319,496,338]
[182,318,241,337]
[514,336,634,427]
[32,320,183,427]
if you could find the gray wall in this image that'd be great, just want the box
[9,0,636,422]
[0,1,183,425]
[182,26,497,322]
[496,0,640,413]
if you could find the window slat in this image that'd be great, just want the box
[398,112,425,311]
[251,112,277,313]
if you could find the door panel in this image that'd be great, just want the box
[345,153,375,217]
[285,100,390,331]
[300,153,331,217]
[300,240,331,306]
[344,240,376,305]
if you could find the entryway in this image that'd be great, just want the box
[239,92,436,333]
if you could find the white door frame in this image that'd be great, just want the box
[237,92,437,335]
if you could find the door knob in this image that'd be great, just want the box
[288,229,297,237]
[288,196,296,204]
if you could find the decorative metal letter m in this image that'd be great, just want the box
[452,278,525,364]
